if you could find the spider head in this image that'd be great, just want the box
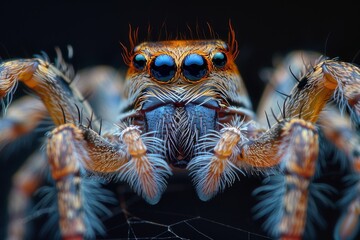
[121,40,252,167]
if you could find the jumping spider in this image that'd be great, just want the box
[1,26,360,240]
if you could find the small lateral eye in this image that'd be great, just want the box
[133,54,147,70]
[150,54,176,82]
[182,53,208,81]
[212,52,227,68]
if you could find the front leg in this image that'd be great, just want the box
[79,123,172,204]
[188,117,319,239]
[0,58,95,127]
[47,122,171,239]
[247,119,319,240]
[0,56,172,239]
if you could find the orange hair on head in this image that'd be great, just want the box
[227,20,239,60]
[120,24,139,66]
[120,21,239,65]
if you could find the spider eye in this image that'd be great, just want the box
[212,52,227,68]
[182,53,208,81]
[133,54,147,70]
[150,54,176,82]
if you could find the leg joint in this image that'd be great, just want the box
[47,124,85,180]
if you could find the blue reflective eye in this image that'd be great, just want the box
[150,54,176,82]
[133,54,147,70]
[212,52,227,68]
[182,54,208,81]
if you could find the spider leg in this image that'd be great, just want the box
[256,50,321,127]
[256,52,360,130]
[0,58,96,128]
[190,57,360,239]
[46,122,171,238]
[319,106,359,168]
[0,58,172,238]
[284,58,360,124]
[188,116,319,238]
[319,108,360,240]
[78,123,172,204]
[46,124,93,239]
[6,150,47,240]
[0,64,124,150]
[244,119,319,239]
[0,95,48,150]
[72,65,124,127]
[1,96,49,240]
[253,59,360,239]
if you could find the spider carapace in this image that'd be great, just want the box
[1,28,360,240]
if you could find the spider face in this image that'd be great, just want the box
[123,40,252,167]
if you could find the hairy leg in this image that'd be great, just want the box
[284,58,360,124]
[0,96,48,149]
[46,124,90,239]
[257,53,360,239]
[244,58,360,239]
[72,65,124,127]
[256,51,360,238]
[0,58,95,128]
[188,117,319,239]
[0,57,172,238]
[0,62,125,155]
[319,108,360,240]
[7,150,46,240]
[45,122,172,238]
[189,57,360,239]
[256,50,321,127]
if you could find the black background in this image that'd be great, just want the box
[1,1,360,240]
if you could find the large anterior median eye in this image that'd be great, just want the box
[182,54,208,81]
[150,54,176,82]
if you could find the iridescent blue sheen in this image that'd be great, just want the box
[182,54,208,81]
[212,52,227,68]
[150,54,176,82]
[133,54,147,70]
